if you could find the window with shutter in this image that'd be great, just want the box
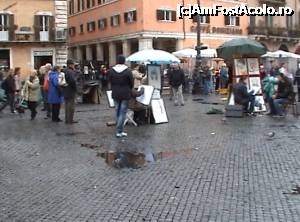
[48,16,55,41]
[171,11,176,21]
[157,10,176,22]
[250,16,255,27]
[206,16,210,24]
[265,16,273,28]
[111,15,120,27]
[225,16,238,26]
[156,10,164,20]
[224,16,229,25]
[34,15,40,41]
[286,16,293,30]
[236,17,240,26]
[124,10,137,23]
[87,21,96,32]
[8,14,15,41]
[98,18,107,30]
[77,0,80,12]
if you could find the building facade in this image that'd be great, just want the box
[247,0,300,52]
[0,0,68,78]
[68,0,249,66]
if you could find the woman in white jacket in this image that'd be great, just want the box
[22,70,40,120]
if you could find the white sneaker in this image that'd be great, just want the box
[121,132,128,137]
[116,133,122,138]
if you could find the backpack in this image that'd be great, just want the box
[43,76,49,91]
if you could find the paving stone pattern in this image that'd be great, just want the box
[1,95,300,221]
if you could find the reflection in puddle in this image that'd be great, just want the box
[99,148,192,169]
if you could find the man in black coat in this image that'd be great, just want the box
[109,55,133,138]
[2,69,16,113]
[63,59,77,124]
[233,76,256,114]
[169,63,185,106]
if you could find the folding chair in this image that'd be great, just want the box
[124,109,138,127]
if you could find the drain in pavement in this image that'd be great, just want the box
[81,143,102,149]
[56,132,86,136]
[283,186,300,195]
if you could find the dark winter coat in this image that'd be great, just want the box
[233,82,251,105]
[169,68,185,87]
[2,75,15,94]
[63,67,77,100]
[277,80,293,99]
[109,64,133,100]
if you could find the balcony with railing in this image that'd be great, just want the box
[3,26,67,43]
[247,26,300,39]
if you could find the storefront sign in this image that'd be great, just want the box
[191,26,242,35]
[33,51,53,56]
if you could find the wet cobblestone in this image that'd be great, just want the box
[1,95,300,221]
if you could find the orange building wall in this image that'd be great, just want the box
[69,0,144,44]
[68,0,248,47]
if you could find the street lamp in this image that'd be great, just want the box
[193,0,204,94]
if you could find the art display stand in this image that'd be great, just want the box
[231,57,266,112]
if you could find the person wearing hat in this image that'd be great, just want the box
[63,59,78,124]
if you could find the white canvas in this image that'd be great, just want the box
[151,99,168,124]
[136,85,154,106]
[106,90,115,108]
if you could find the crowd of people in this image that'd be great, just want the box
[1,54,300,138]
[0,59,78,123]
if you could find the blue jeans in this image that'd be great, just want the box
[114,99,128,134]
[269,98,288,115]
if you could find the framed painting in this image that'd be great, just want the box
[147,64,161,89]
[247,58,259,75]
[234,58,248,76]
[106,90,115,108]
[151,99,168,124]
[249,76,262,94]
[136,85,154,106]
[254,95,267,112]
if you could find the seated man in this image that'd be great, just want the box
[128,87,147,124]
[233,76,256,114]
[269,73,294,117]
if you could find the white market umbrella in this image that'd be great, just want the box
[200,48,218,58]
[172,48,197,58]
[173,48,217,58]
[126,49,180,64]
[261,50,300,59]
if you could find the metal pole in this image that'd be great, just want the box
[193,0,203,94]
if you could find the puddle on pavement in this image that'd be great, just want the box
[99,148,193,169]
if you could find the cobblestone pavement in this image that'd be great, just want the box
[1,94,300,221]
